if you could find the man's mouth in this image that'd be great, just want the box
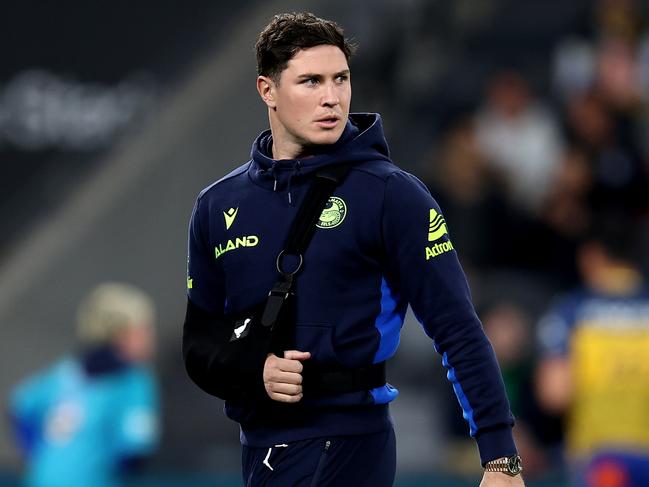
[315,115,340,128]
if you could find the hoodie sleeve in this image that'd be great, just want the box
[186,195,224,314]
[183,196,232,398]
[381,170,516,465]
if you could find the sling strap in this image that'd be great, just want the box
[303,362,387,396]
[261,164,388,396]
[262,164,354,330]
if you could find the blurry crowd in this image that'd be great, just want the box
[423,0,649,280]
[415,0,649,484]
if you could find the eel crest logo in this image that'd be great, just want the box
[428,208,448,241]
[317,197,347,229]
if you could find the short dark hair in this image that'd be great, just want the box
[583,211,640,263]
[255,12,356,82]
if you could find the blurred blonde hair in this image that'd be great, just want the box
[76,282,155,343]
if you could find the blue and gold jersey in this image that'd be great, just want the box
[538,285,649,458]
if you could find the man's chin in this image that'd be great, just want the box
[310,128,345,146]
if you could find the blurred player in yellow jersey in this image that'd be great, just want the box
[536,215,649,487]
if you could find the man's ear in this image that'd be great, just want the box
[257,76,277,109]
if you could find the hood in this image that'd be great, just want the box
[248,113,391,195]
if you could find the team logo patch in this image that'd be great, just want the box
[317,197,347,229]
[428,208,448,241]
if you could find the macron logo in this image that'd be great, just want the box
[223,207,239,230]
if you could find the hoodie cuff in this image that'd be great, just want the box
[475,427,517,467]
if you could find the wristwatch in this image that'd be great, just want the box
[484,455,523,476]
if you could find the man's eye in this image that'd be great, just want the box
[303,78,318,85]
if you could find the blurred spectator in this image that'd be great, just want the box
[541,147,593,240]
[564,88,649,215]
[475,70,564,214]
[552,0,649,218]
[482,302,547,478]
[9,283,160,487]
[535,215,649,486]
[423,117,516,270]
[424,116,582,282]
[440,300,548,477]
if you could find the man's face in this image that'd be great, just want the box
[265,44,351,155]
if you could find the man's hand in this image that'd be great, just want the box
[263,350,311,403]
[479,472,525,486]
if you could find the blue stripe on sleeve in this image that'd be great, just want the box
[442,352,478,436]
[373,277,406,363]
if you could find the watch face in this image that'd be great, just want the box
[507,455,523,475]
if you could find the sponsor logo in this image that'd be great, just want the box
[426,208,454,259]
[214,235,259,259]
[223,207,239,230]
[426,240,455,260]
[317,196,347,229]
[428,208,448,241]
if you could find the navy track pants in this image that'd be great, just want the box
[241,427,396,487]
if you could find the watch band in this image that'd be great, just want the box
[484,455,523,476]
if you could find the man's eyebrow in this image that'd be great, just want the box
[296,69,350,79]
[296,73,322,80]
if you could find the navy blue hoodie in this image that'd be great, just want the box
[184,113,516,465]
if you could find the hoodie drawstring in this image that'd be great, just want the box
[286,160,302,206]
[268,161,279,191]
[263,160,302,205]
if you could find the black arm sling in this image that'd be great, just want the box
[184,164,385,402]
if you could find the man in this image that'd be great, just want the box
[536,217,649,487]
[183,12,523,487]
[10,282,160,487]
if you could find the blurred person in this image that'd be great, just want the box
[565,88,649,215]
[536,146,595,286]
[553,12,649,216]
[595,34,645,110]
[553,0,645,102]
[535,215,649,487]
[425,115,579,280]
[475,70,564,214]
[542,148,593,240]
[422,116,517,271]
[444,302,547,479]
[9,283,160,487]
[183,12,524,487]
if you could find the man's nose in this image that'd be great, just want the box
[321,83,340,107]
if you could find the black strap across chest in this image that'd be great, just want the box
[262,164,387,396]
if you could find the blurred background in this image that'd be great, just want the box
[2,0,649,486]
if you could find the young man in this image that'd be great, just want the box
[183,12,524,487]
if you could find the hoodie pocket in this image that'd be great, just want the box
[294,322,340,366]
